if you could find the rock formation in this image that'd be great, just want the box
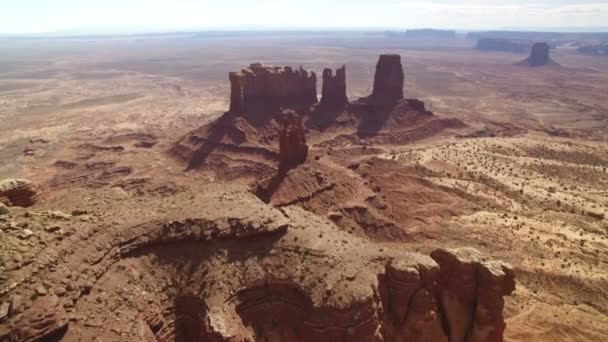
[431,248,516,342]
[229,71,244,113]
[0,179,42,208]
[516,42,558,67]
[175,55,467,177]
[371,54,404,104]
[0,195,516,342]
[229,63,317,113]
[278,110,308,172]
[320,66,348,108]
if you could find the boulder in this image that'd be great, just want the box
[0,179,43,208]
[371,54,404,104]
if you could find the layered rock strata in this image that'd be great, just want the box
[229,63,317,113]
[0,179,43,208]
[0,185,515,342]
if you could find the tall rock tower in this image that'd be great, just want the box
[371,54,404,104]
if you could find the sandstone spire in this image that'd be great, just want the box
[320,65,348,107]
[278,110,308,172]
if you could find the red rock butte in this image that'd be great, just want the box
[371,54,405,104]
[229,63,317,113]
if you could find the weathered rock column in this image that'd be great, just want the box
[371,54,404,104]
[278,111,308,172]
[320,65,348,107]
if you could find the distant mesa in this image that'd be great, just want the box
[404,29,456,39]
[468,30,608,42]
[476,38,533,53]
[516,42,559,67]
[577,43,608,56]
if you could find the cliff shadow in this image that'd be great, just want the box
[186,113,234,171]
[354,102,394,138]
[185,108,279,171]
[307,103,348,132]
[252,171,287,204]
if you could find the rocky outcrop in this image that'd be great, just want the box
[431,248,516,342]
[0,179,42,208]
[371,54,404,104]
[0,190,515,342]
[320,66,348,108]
[476,38,532,53]
[278,111,308,172]
[516,43,557,67]
[229,63,317,113]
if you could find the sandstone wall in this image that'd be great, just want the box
[229,63,317,113]
[320,66,348,108]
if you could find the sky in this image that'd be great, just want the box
[1,0,608,34]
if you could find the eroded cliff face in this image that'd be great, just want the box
[0,188,515,342]
[229,63,318,113]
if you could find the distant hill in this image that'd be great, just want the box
[467,30,608,42]
[404,29,456,39]
[476,38,533,53]
[577,43,608,56]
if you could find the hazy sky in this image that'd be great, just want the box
[1,0,608,34]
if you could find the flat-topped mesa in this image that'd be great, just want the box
[278,110,309,172]
[229,63,317,114]
[320,65,348,108]
[371,54,404,104]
